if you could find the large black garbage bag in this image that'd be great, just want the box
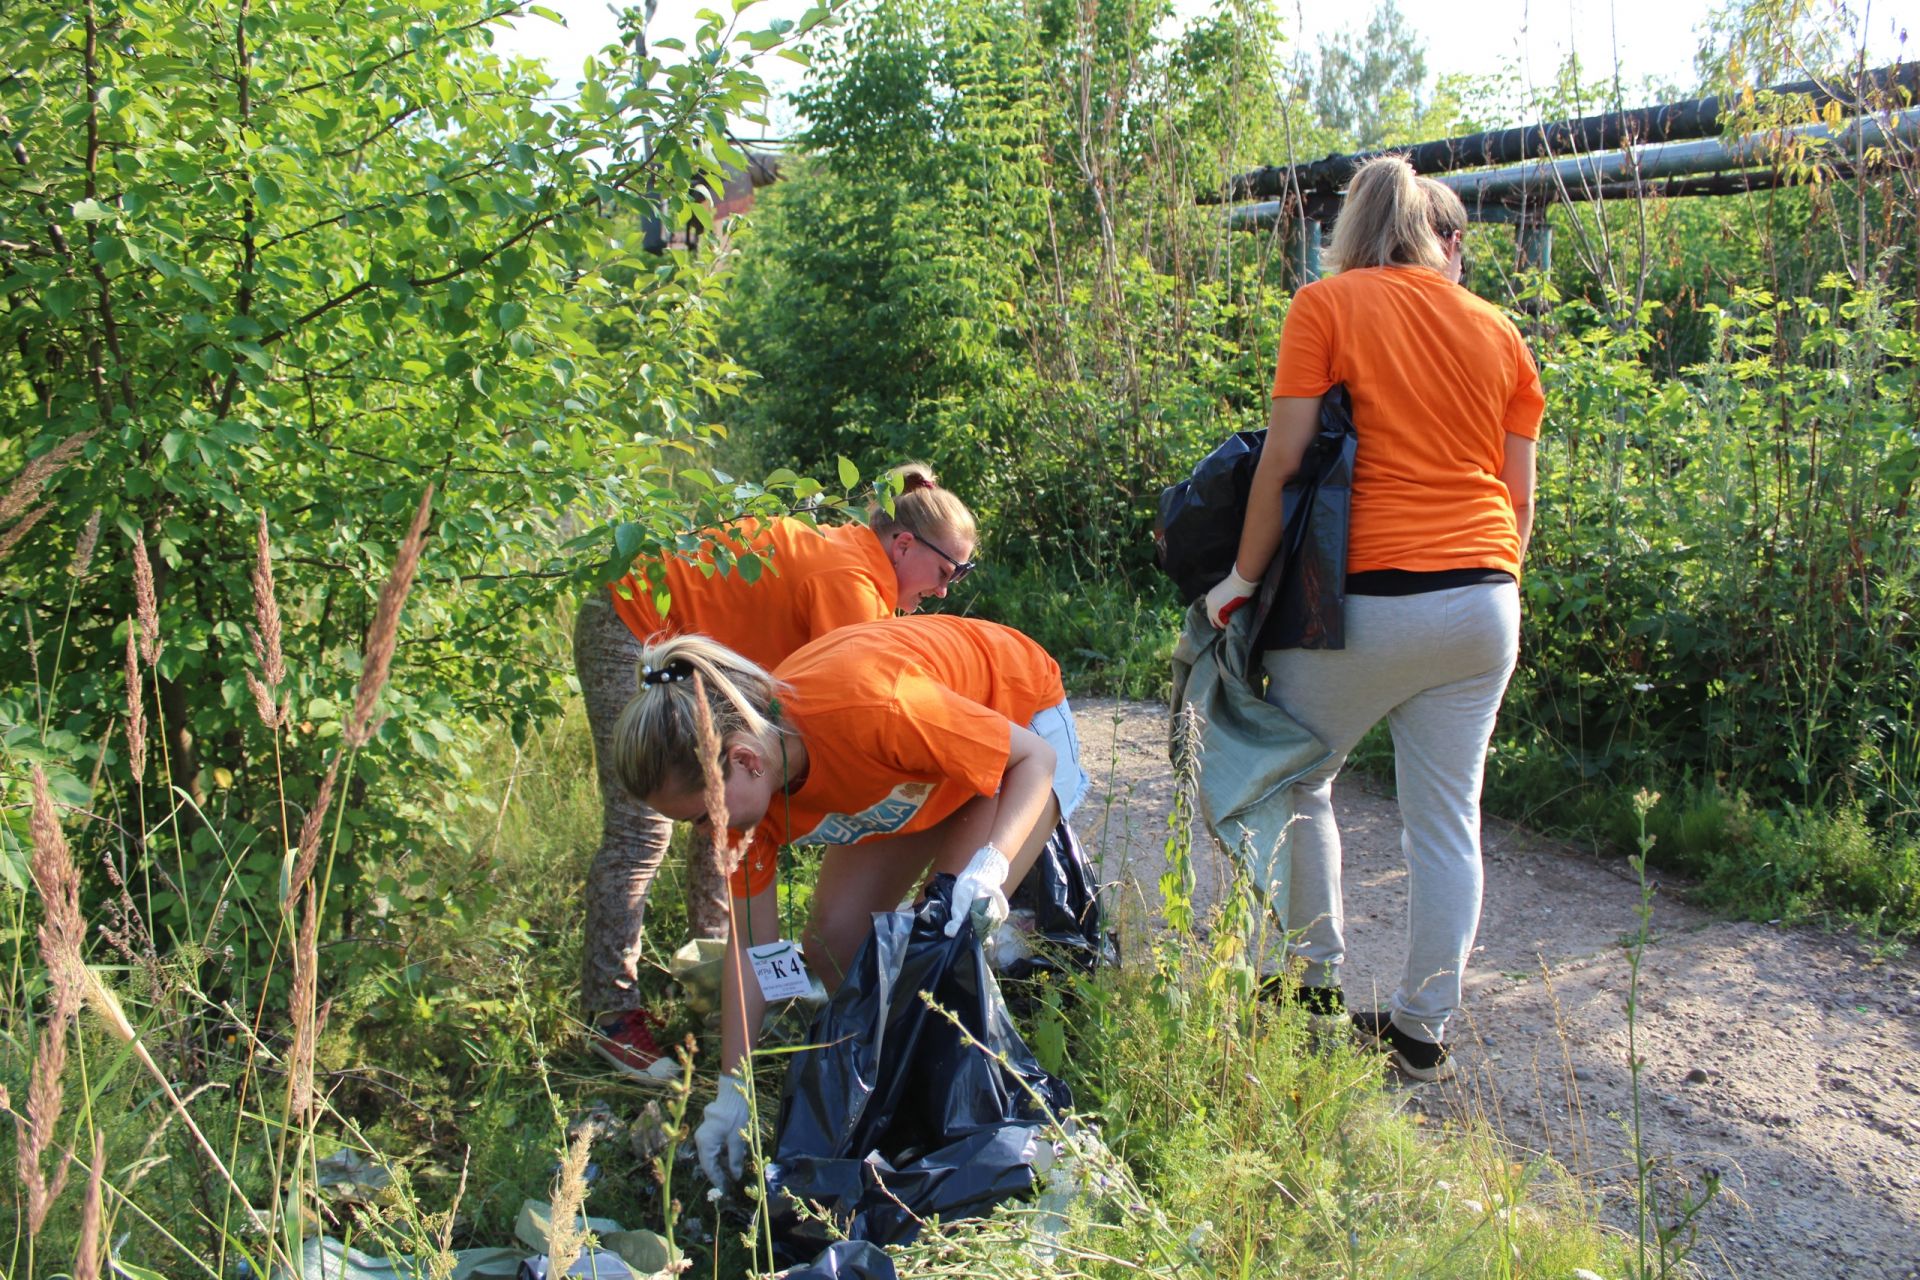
[1252,384,1355,654]
[766,875,1071,1264]
[1003,820,1117,979]
[777,1240,898,1280]
[1155,428,1265,605]
[1155,387,1356,653]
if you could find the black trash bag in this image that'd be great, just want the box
[1002,820,1117,979]
[1154,428,1265,605]
[778,1240,899,1280]
[765,875,1070,1265]
[1154,386,1356,651]
[1252,384,1356,654]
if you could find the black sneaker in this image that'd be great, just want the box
[1352,1008,1455,1083]
[1258,978,1348,1038]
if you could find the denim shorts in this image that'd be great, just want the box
[1029,699,1090,821]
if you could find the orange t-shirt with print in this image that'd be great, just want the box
[608,517,896,671]
[727,615,1066,899]
[1272,267,1546,578]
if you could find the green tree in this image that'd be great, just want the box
[0,0,825,945]
[1297,0,1429,150]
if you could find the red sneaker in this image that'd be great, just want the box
[591,1007,668,1078]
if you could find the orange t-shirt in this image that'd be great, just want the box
[607,517,896,670]
[727,615,1066,898]
[1271,267,1545,577]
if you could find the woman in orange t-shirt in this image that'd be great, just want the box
[1205,156,1545,1083]
[607,615,1087,1190]
[572,466,979,1076]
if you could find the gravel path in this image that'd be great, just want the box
[1070,696,1920,1280]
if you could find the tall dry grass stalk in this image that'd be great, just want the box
[0,428,94,526]
[545,1128,596,1276]
[69,509,101,579]
[689,675,743,877]
[288,756,340,903]
[79,967,269,1238]
[245,508,288,729]
[287,882,321,1122]
[0,499,54,561]
[17,767,86,1234]
[344,484,435,749]
[74,1129,106,1280]
[129,528,161,665]
[124,626,147,780]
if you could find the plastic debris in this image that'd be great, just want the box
[670,937,726,1016]
[313,1149,393,1211]
[277,1197,677,1280]
[765,875,1071,1266]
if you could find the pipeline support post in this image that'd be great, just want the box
[1296,215,1322,283]
[1519,215,1552,275]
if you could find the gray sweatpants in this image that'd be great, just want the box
[573,594,732,1015]
[1261,580,1520,1045]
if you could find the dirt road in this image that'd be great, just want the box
[1071,697,1920,1280]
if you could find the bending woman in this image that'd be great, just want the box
[608,615,1087,1188]
[573,467,978,1073]
[1205,156,1544,1082]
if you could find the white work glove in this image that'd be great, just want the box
[1204,566,1260,629]
[695,1072,750,1189]
[945,843,1011,937]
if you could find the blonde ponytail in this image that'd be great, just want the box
[868,463,977,549]
[1326,156,1463,275]
[610,634,787,801]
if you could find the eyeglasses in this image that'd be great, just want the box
[912,531,976,585]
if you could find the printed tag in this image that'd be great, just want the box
[748,940,813,1002]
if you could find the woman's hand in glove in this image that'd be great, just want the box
[695,1072,750,1189]
[1204,566,1260,629]
[944,843,1011,936]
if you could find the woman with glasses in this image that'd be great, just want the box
[573,464,979,1076]
[1204,156,1544,1082]
[605,616,1086,1189]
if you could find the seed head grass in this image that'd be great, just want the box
[345,484,434,749]
[129,528,160,666]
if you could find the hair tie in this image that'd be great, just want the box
[901,472,936,494]
[640,658,695,687]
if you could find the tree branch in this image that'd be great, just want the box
[215,0,256,421]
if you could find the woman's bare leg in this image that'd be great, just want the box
[802,790,1061,992]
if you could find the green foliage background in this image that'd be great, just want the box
[0,0,1914,1274]
[720,0,1918,932]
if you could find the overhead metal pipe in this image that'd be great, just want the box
[1209,61,1920,203]
[1221,109,1915,233]
[1435,107,1920,214]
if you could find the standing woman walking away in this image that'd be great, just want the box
[1204,156,1544,1081]
[572,466,979,1075]
[608,615,1088,1190]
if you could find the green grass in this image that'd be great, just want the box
[6,695,1626,1279]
